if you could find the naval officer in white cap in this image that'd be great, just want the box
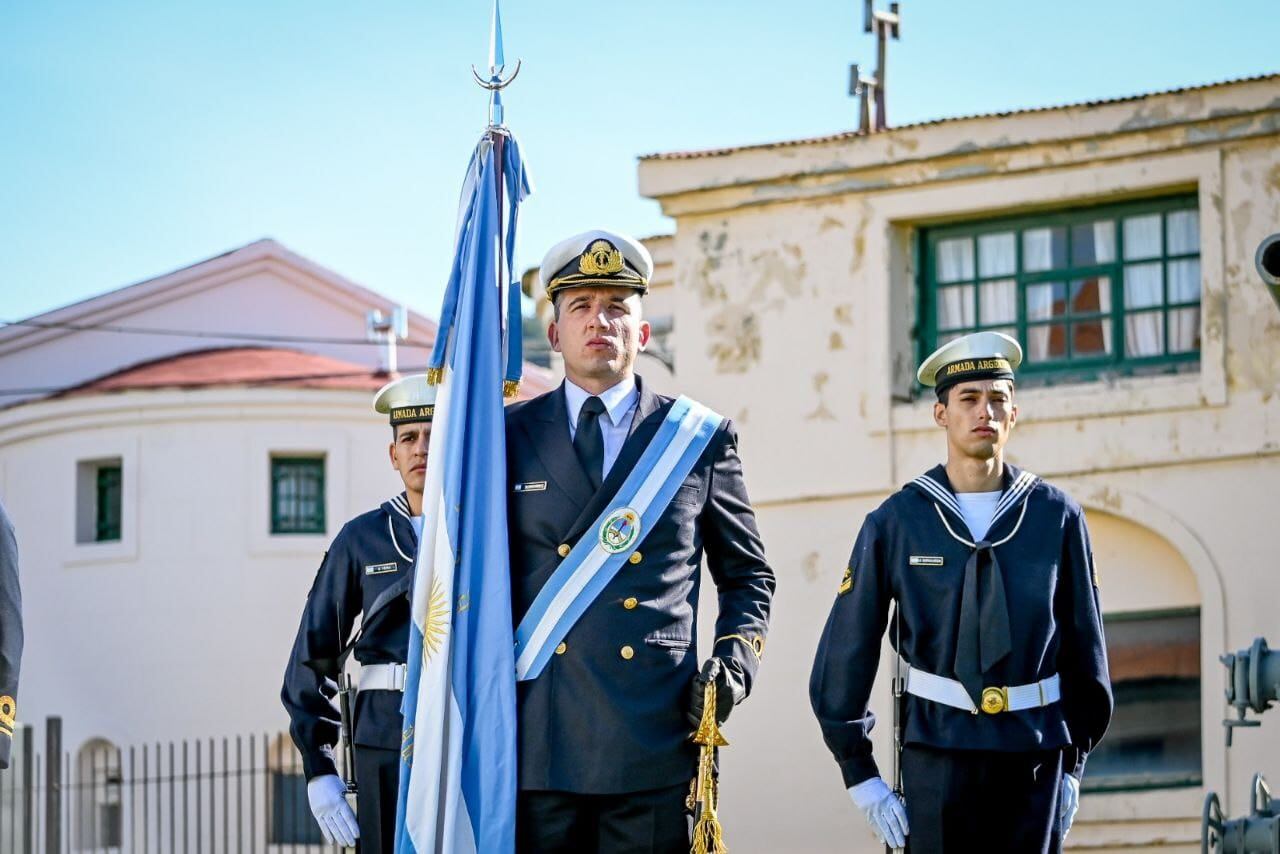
[810,331,1112,852]
[506,230,775,852]
[282,374,437,850]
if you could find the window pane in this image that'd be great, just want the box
[1023,227,1067,272]
[1124,263,1163,309]
[936,285,975,330]
[1169,307,1200,354]
[1166,210,1199,255]
[1069,277,1111,316]
[1071,220,1116,265]
[1026,281,1067,321]
[1123,214,1161,260]
[977,232,1016,278]
[1072,320,1112,356]
[936,238,974,283]
[1125,311,1164,357]
[96,465,122,543]
[1167,259,1200,304]
[979,279,1017,325]
[272,458,326,534]
[1027,323,1067,362]
[1083,611,1201,791]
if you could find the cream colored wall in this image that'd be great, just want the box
[650,78,1280,851]
[0,387,407,756]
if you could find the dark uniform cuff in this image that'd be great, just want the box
[838,755,882,789]
[301,743,339,781]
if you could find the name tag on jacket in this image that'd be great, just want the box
[909,555,945,567]
[514,481,547,493]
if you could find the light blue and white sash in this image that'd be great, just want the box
[514,396,723,681]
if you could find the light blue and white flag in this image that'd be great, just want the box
[393,125,530,854]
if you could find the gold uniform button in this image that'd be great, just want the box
[555,642,567,655]
[620,645,634,660]
[623,597,638,610]
[557,544,571,557]
[628,551,643,565]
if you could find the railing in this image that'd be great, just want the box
[0,717,347,853]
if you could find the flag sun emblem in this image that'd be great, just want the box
[599,507,641,555]
[421,576,450,664]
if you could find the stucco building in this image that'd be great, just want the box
[614,74,1276,852]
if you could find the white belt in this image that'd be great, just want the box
[358,663,407,692]
[905,666,1060,715]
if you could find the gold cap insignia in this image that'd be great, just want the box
[578,240,625,276]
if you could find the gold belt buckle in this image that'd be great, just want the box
[980,686,1009,715]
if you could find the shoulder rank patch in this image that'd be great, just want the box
[838,566,854,595]
[365,562,399,576]
[909,555,945,567]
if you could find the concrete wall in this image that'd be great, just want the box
[644,77,1280,851]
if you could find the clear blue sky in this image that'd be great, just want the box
[2,0,1276,324]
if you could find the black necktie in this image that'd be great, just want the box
[573,396,607,490]
[954,540,1013,707]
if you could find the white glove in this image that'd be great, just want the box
[307,774,359,847]
[849,776,909,849]
[1059,773,1080,837]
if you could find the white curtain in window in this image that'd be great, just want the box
[1123,263,1163,356]
[937,286,974,330]
[1167,259,1200,304]
[1090,222,1117,264]
[978,232,1016,278]
[1166,211,1199,255]
[1169,307,1199,353]
[1124,215,1162,260]
[980,279,1017,325]
[937,239,974,283]
[1023,229,1053,271]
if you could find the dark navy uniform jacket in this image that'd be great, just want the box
[810,464,1112,788]
[282,494,419,780]
[506,378,775,795]
[0,500,21,770]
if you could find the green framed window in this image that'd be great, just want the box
[1082,608,1202,792]
[270,456,326,535]
[94,464,122,543]
[919,194,1201,386]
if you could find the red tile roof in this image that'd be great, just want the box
[54,346,557,400]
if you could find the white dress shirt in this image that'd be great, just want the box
[564,376,639,479]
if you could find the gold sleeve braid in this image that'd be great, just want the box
[714,634,764,660]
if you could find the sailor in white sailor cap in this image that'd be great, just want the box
[283,374,437,850]
[811,331,1113,852]
[506,229,775,851]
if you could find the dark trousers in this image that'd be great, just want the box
[517,783,691,854]
[902,743,1063,854]
[354,745,400,854]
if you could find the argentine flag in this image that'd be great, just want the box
[393,129,530,853]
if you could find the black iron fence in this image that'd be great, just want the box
[0,717,348,853]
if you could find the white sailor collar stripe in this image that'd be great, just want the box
[910,468,1040,543]
[389,493,412,520]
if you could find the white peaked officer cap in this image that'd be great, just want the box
[373,374,438,426]
[917,331,1024,398]
[539,229,653,302]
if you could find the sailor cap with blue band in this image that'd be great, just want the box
[373,374,438,426]
[917,331,1024,398]
[539,229,653,302]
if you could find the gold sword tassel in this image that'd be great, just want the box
[689,680,729,854]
